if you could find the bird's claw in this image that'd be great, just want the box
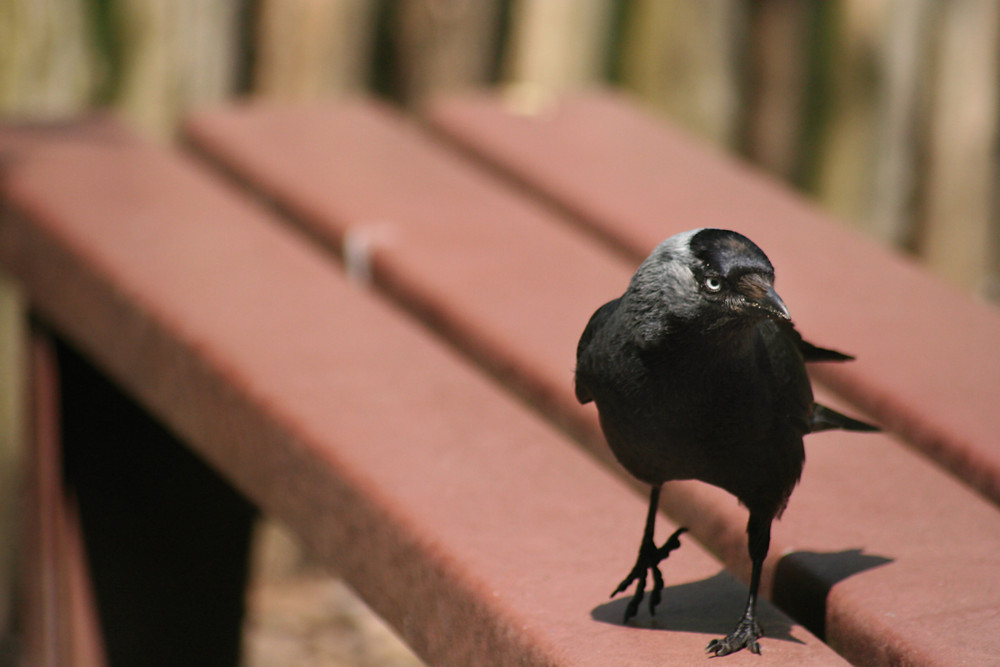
[610,527,687,622]
[706,618,763,657]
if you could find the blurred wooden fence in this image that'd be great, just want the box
[1,0,998,296]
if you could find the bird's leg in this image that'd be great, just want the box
[611,485,687,622]
[707,514,771,656]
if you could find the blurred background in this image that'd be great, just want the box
[1,0,998,665]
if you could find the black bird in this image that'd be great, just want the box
[575,228,876,656]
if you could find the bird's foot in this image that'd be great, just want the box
[706,617,763,657]
[610,526,687,622]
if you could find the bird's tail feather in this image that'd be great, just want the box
[810,403,879,433]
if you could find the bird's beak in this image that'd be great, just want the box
[739,274,791,321]
[759,284,791,321]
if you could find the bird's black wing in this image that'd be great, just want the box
[809,403,879,433]
[575,298,620,404]
[760,321,816,438]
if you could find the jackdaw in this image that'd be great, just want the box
[575,228,876,656]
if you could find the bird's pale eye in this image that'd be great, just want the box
[704,276,723,293]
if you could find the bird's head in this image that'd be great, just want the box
[625,228,791,346]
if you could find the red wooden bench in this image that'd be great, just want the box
[2,116,835,665]
[184,92,1000,665]
[3,89,999,664]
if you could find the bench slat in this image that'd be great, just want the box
[423,90,1000,508]
[0,126,838,664]
[184,98,1000,665]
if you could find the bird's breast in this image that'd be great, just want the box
[589,322,809,500]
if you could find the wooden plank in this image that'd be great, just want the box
[0,122,838,664]
[806,0,883,232]
[391,0,503,104]
[501,0,613,96]
[868,0,930,246]
[0,271,25,643]
[423,90,1000,508]
[742,0,813,182]
[253,0,377,100]
[920,0,1000,293]
[617,0,744,148]
[0,0,96,119]
[109,0,241,136]
[21,334,107,667]
[184,97,1000,664]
